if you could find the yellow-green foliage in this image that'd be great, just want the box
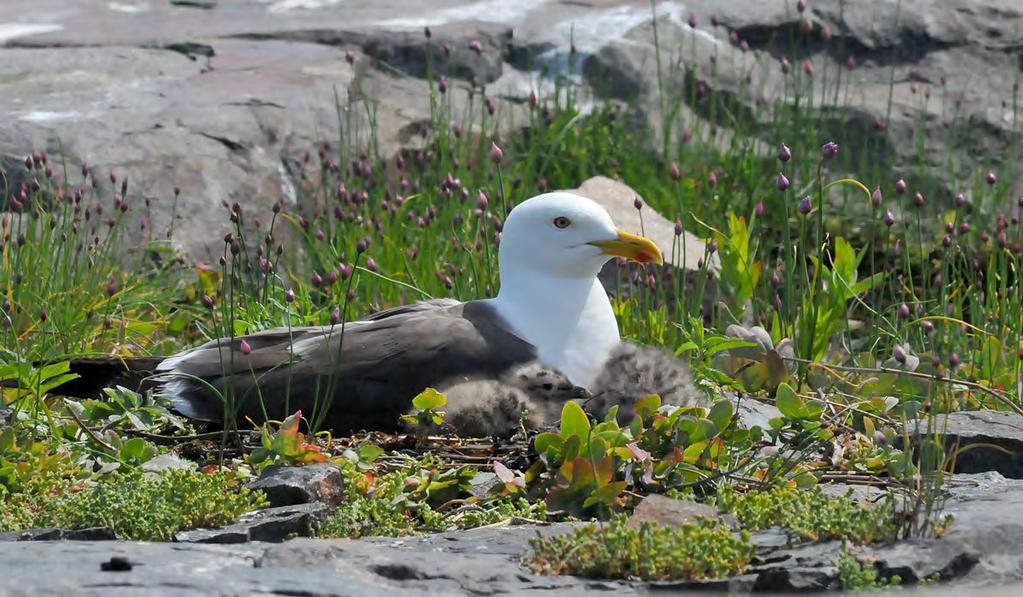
[524,515,754,581]
[837,552,901,591]
[714,485,894,544]
[3,468,265,541]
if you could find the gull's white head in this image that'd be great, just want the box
[498,191,663,280]
[491,191,663,387]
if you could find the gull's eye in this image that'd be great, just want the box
[553,216,571,229]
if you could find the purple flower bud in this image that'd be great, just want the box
[707,240,718,254]
[711,13,720,27]
[345,49,356,64]
[285,289,296,303]
[954,192,965,207]
[489,142,504,164]
[871,187,882,208]
[770,271,781,286]
[892,344,907,364]
[821,141,838,160]
[776,172,791,191]
[755,201,765,217]
[356,239,367,253]
[202,295,215,309]
[898,303,910,318]
[674,220,683,236]
[797,195,812,214]
[942,234,952,247]
[326,270,338,285]
[707,172,717,188]
[895,178,907,194]
[330,306,341,325]
[437,76,448,94]
[778,144,792,163]
[366,257,377,272]
[913,192,925,207]
[339,263,353,279]
[958,222,970,235]
[688,12,697,28]
[797,0,807,13]
[39,306,47,322]
[986,171,997,185]
[670,162,681,181]
[633,196,643,210]
[239,339,252,355]
[949,352,960,368]
[24,155,33,170]
[528,89,538,108]
[311,272,323,287]
[476,190,489,210]
[921,320,934,334]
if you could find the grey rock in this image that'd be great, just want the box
[626,494,729,529]
[0,527,117,542]
[245,463,345,507]
[905,411,1023,478]
[732,393,783,430]
[175,502,327,543]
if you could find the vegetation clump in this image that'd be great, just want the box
[524,515,754,581]
[714,485,894,544]
[2,468,265,541]
[315,458,545,539]
[836,552,902,591]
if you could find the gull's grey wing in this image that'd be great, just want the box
[160,300,538,433]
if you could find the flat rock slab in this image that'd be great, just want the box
[4,489,1023,597]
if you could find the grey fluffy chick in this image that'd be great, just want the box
[586,341,707,423]
[405,343,704,437]
[420,363,590,437]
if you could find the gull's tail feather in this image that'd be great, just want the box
[45,356,166,398]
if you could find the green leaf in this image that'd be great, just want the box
[708,400,734,432]
[703,338,759,357]
[412,387,447,410]
[356,443,383,463]
[634,394,662,421]
[534,432,564,458]
[775,382,806,419]
[118,437,155,464]
[560,401,591,438]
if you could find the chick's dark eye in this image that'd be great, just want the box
[553,216,571,229]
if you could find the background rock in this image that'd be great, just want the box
[3,0,1020,257]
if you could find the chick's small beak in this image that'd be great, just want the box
[589,229,664,265]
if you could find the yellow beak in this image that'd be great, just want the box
[589,229,664,265]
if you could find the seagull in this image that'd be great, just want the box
[61,191,678,434]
